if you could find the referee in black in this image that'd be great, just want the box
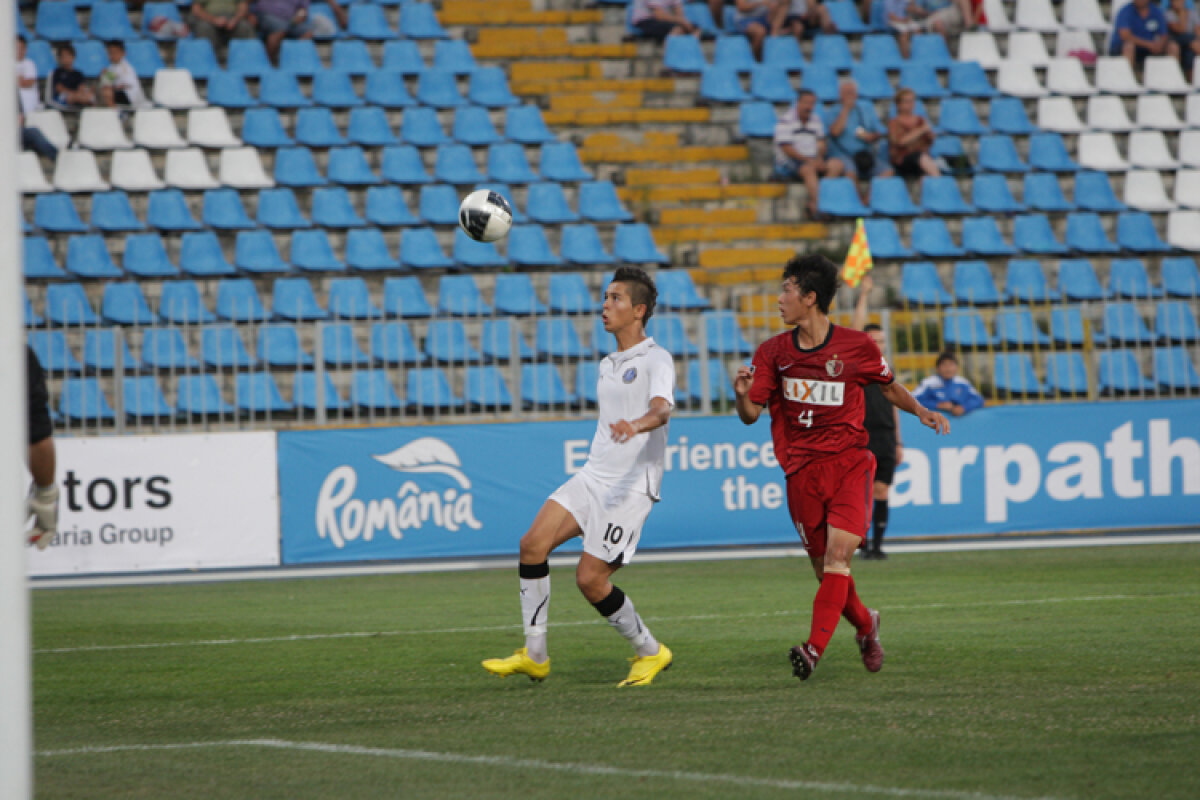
[26,345,58,550]
[854,276,901,560]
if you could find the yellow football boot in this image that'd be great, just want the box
[617,644,673,687]
[482,648,550,682]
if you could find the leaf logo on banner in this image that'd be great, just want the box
[373,437,472,489]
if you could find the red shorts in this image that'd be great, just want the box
[785,449,877,558]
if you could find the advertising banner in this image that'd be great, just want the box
[277,399,1200,564]
[27,432,280,577]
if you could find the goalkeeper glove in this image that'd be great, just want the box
[27,483,59,551]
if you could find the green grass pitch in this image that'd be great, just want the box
[32,543,1200,800]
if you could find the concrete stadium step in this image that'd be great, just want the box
[542,107,711,126]
[619,183,787,206]
[653,223,825,245]
[514,77,678,96]
[580,144,749,164]
[440,0,602,26]
[659,208,758,226]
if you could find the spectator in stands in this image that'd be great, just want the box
[98,41,146,108]
[50,43,95,109]
[772,0,837,38]
[823,78,891,196]
[20,112,57,160]
[887,88,939,179]
[914,352,984,416]
[254,0,317,64]
[906,0,971,40]
[885,0,923,57]
[16,36,40,115]
[774,89,845,219]
[732,0,773,58]
[631,0,700,40]
[1166,0,1200,77]
[309,0,347,36]
[186,0,256,50]
[1110,0,1179,68]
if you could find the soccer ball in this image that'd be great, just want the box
[458,190,513,243]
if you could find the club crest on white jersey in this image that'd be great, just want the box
[783,377,845,406]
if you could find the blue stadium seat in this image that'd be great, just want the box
[180,231,237,277]
[291,229,345,272]
[327,146,380,186]
[159,280,216,325]
[66,235,121,279]
[703,311,753,355]
[749,66,797,103]
[540,142,593,182]
[972,174,1024,214]
[402,106,449,147]
[897,63,947,99]
[978,136,1030,173]
[762,35,806,71]
[827,0,870,32]
[870,177,922,216]
[1029,133,1080,173]
[469,67,519,107]
[508,225,563,267]
[272,277,328,321]
[228,39,273,78]
[480,319,535,362]
[435,144,486,184]
[921,176,974,214]
[295,107,347,147]
[1155,348,1200,392]
[294,371,350,414]
[101,282,158,328]
[614,224,669,264]
[371,322,426,366]
[579,181,633,221]
[1162,258,1200,298]
[439,275,491,316]
[738,101,777,139]
[549,273,600,314]
[365,70,417,108]
[1023,173,1075,212]
[812,34,854,70]
[257,188,311,230]
[73,40,107,80]
[425,320,482,364]
[312,71,363,109]
[59,378,116,423]
[123,232,178,278]
[146,189,203,232]
[91,191,145,232]
[45,283,99,327]
[937,97,986,135]
[453,106,502,146]
[505,105,555,144]
[123,376,174,420]
[818,178,871,218]
[202,327,257,371]
[366,186,419,227]
[310,2,344,38]
[346,228,401,271]
[241,108,293,148]
[142,328,200,371]
[216,278,270,322]
[947,61,996,97]
[664,34,707,73]
[911,33,954,66]
[36,3,85,40]
[382,145,433,184]
[1101,303,1156,346]
[536,318,589,359]
[1006,260,1060,303]
[684,2,721,36]
[401,227,454,269]
[327,277,383,321]
[322,323,371,368]
[989,97,1036,135]
[407,368,464,412]
[521,364,575,408]
[861,33,905,70]
[1116,212,1171,253]
[994,353,1045,397]
[942,309,992,348]
[1066,213,1120,254]
[714,35,757,72]
[680,359,733,408]
[526,182,579,224]
[900,262,953,305]
[383,41,426,74]
[28,331,82,375]
[911,218,965,258]
[647,315,699,357]
[699,66,750,103]
[236,372,292,415]
[1058,260,1106,302]
[332,40,377,75]
[953,260,1004,304]
[259,70,311,108]
[1044,352,1089,396]
[1074,171,1126,212]
[400,3,449,38]
[432,39,477,76]
[657,270,712,310]
[995,308,1050,348]
[279,39,322,77]
[495,274,547,316]
[488,142,539,183]
[175,38,219,81]
[1013,215,1068,255]
[177,375,237,418]
[863,218,914,259]
[384,276,434,318]
[417,184,460,226]
[417,69,466,108]
[465,366,513,410]
[1156,302,1200,343]
[24,291,42,327]
[274,147,327,188]
[1108,259,1160,299]
[798,64,839,102]
[23,237,64,280]
[311,187,365,228]
[35,193,87,233]
[1098,351,1155,394]
[348,4,397,40]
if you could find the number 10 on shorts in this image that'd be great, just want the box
[603,522,625,544]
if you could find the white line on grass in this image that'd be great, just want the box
[33,591,1199,655]
[35,738,1067,800]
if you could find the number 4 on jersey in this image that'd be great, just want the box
[797,409,814,428]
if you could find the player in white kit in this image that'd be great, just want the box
[482,267,676,687]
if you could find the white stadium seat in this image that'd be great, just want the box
[958,32,1002,69]
[1128,131,1179,170]
[1062,0,1108,31]
[1077,132,1130,171]
[133,108,187,149]
[1094,56,1144,95]
[26,109,70,151]
[1086,95,1134,132]
[1167,210,1200,251]
[1123,169,1174,212]
[1181,130,1200,167]
[1185,95,1200,128]
[1174,169,1200,209]
[997,62,1048,97]
[152,68,206,109]
[54,149,110,193]
[982,0,1014,31]
[20,151,53,194]
[1045,57,1096,96]
[109,149,165,192]
[1143,56,1190,94]
[76,108,133,150]
[1015,0,1061,32]
[1037,96,1086,133]
[165,148,220,190]
[187,108,242,149]
[1055,29,1098,58]
[1135,94,1184,131]
[1006,31,1052,67]
[219,147,274,189]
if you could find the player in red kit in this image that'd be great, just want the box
[733,255,950,681]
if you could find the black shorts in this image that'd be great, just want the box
[635,18,676,41]
[27,346,52,445]
[867,432,897,486]
[893,152,925,178]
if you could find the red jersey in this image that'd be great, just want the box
[748,324,894,476]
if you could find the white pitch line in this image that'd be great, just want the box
[32,591,1199,656]
[34,738,1068,800]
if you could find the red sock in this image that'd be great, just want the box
[807,573,849,656]
[842,577,873,637]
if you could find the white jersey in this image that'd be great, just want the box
[579,337,675,500]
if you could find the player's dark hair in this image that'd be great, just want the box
[782,254,838,314]
[56,42,75,57]
[611,266,658,324]
[863,323,883,333]
[936,351,958,367]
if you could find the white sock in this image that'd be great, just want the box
[519,566,550,663]
[602,591,659,658]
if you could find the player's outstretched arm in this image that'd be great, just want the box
[732,366,763,425]
[882,380,951,435]
[610,396,673,444]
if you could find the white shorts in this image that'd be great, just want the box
[549,472,654,566]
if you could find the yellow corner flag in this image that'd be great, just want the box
[842,217,873,289]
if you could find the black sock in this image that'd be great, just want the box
[872,500,889,552]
